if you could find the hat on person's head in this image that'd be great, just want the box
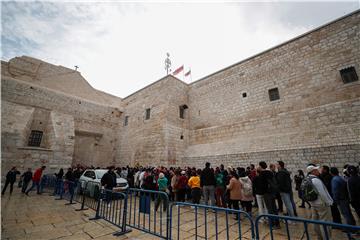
[159,173,164,178]
[181,170,186,175]
[306,165,320,173]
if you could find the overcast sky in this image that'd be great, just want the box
[2,1,359,98]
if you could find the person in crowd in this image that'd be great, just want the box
[139,168,146,189]
[101,166,116,204]
[155,173,168,212]
[270,163,283,213]
[295,170,310,208]
[53,168,64,196]
[21,168,33,194]
[201,162,216,206]
[259,161,280,229]
[171,170,180,201]
[253,167,267,222]
[188,169,202,204]
[330,167,356,226]
[215,168,226,208]
[347,165,360,220]
[26,166,46,195]
[227,172,242,220]
[239,172,254,216]
[177,171,188,202]
[306,165,333,240]
[276,161,296,217]
[2,167,21,195]
[134,168,141,188]
[320,165,342,224]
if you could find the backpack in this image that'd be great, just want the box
[300,176,318,201]
[241,177,253,197]
[216,173,224,186]
[267,176,279,194]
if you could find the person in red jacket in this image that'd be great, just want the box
[25,166,46,195]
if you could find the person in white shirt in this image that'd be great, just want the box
[306,165,333,240]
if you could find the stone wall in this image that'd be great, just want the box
[182,10,360,170]
[1,76,122,177]
[117,76,189,166]
[1,10,359,175]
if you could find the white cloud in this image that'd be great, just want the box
[2,2,359,98]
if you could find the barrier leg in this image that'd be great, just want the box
[89,191,102,220]
[75,189,89,211]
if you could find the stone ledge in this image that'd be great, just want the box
[17,146,53,152]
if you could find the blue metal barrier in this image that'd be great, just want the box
[91,189,131,236]
[40,174,57,193]
[255,214,360,240]
[126,188,170,239]
[169,202,255,240]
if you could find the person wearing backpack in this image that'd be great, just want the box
[304,165,333,240]
[215,168,226,207]
[259,161,280,229]
[239,172,254,216]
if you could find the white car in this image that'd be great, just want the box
[79,169,128,198]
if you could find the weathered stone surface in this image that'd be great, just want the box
[1,11,359,176]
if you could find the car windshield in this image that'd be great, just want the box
[95,170,120,179]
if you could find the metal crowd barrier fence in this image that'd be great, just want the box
[90,189,131,236]
[126,188,170,239]
[169,202,255,240]
[255,214,360,240]
[40,174,57,193]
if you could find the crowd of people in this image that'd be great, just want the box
[2,161,360,238]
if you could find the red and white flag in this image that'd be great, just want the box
[173,65,184,75]
[185,69,191,77]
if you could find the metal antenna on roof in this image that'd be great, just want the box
[164,53,171,75]
[74,65,79,71]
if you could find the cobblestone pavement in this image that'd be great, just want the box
[2,188,358,240]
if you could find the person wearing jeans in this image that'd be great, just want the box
[330,167,356,225]
[253,167,268,221]
[26,166,46,195]
[259,161,280,228]
[276,161,296,218]
[201,162,216,206]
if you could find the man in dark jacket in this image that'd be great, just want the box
[2,167,21,195]
[330,167,356,225]
[21,168,33,193]
[201,162,216,206]
[347,165,360,220]
[320,165,342,224]
[259,161,280,228]
[101,166,116,204]
[276,161,296,217]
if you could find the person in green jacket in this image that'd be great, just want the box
[155,173,168,212]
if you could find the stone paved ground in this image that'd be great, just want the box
[2,188,359,240]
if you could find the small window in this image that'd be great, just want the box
[28,130,43,147]
[124,116,129,126]
[242,92,247,98]
[145,108,151,120]
[180,135,184,140]
[340,67,358,84]
[268,88,280,101]
[179,105,188,119]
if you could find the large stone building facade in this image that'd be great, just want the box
[1,10,359,176]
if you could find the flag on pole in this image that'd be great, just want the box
[185,69,191,77]
[173,65,184,75]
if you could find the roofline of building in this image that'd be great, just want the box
[190,9,360,86]
[122,74,188,100]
